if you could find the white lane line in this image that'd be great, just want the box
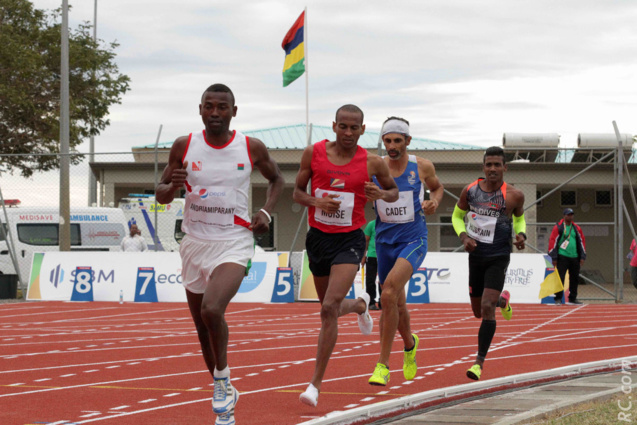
[34,378,51,382]
[163,393,180,397]
[80,413,102,418]
[138,399,156,404]
[110,405,129,410]
[60,374,76,377]
[345,404,359,408]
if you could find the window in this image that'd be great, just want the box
[536,190,543,207]
[560,190,577,207]
[17,224,81,246]
[595,190,612,207]
[0,224,7,242]
[439,216,459,252]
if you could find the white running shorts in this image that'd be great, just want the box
[179,234,255,294]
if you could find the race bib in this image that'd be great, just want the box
[466,212,497,243]
[314,189,354,226]
[376,191,415,224]
[186,185,236,229]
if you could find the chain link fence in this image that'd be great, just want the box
[1,143,636,303]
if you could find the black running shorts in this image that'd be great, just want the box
[305,227,365,277]
[468,254,510,297]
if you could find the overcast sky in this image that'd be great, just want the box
[29,0,637,152]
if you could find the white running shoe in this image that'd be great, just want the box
[215,409,235,425]
[357,292,373,335]
[212,377,239,414]
[299,383,319,407]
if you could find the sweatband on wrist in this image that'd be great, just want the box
[452,204,468,236]
[513,213,526,235]
[259,208,272,223]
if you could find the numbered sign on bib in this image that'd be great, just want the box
[71,266,94,302]
[271,267,295,303]
[406,268,430,304]
[135,267,158,303]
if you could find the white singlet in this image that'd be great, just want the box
[182,130,253,241]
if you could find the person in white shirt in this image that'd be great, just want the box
[120,224,148,252]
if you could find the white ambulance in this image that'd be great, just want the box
[117,195,185,252]
[0,207,128,282]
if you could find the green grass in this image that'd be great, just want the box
[521,393,634,425]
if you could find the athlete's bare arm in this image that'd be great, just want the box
[156,136,189,204]
[364,154,399,202]
[417,157,443,215]
[456,185,477,253]
[293,145,342,213]
[249,137,285,234]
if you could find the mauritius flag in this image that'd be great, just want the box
[281,11,305,87]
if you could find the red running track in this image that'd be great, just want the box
[1,301,636,425]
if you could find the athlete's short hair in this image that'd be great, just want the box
[483,146,506,164]
[383,116,409,126]
[335,104,364,123]
[202,83,235,105]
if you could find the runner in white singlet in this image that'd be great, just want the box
[156,84,284,424]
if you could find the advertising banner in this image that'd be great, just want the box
[27,251,290,303]
[299,251,554,304]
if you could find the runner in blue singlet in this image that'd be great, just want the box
[367,117,444,386]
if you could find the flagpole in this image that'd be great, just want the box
[304,6,309,144]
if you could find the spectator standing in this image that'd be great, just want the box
[121,224,148,252]
[362,219,380,310]
[548,208,586,305]
[628,239,637,289]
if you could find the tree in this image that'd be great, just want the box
[0,0,130,177]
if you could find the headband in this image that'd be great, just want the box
[381,119,410,137]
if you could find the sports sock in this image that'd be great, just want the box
[477,319,497,360]
[214,366,230,379]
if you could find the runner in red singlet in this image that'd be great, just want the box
[293,104,399,407]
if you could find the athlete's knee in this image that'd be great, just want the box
[380,286,400,305]
[320,300,340,322]
[480,303,496,320]
[200,301,224,325]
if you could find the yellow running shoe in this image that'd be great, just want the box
[466,364,482,381]
[368,363,390,386]
[403,333,419,380]
[500,290,513,321]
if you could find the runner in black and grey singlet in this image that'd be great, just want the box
[465,178,512,257]
[452,146,527,382]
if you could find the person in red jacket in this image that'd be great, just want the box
[548,208,586,305]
